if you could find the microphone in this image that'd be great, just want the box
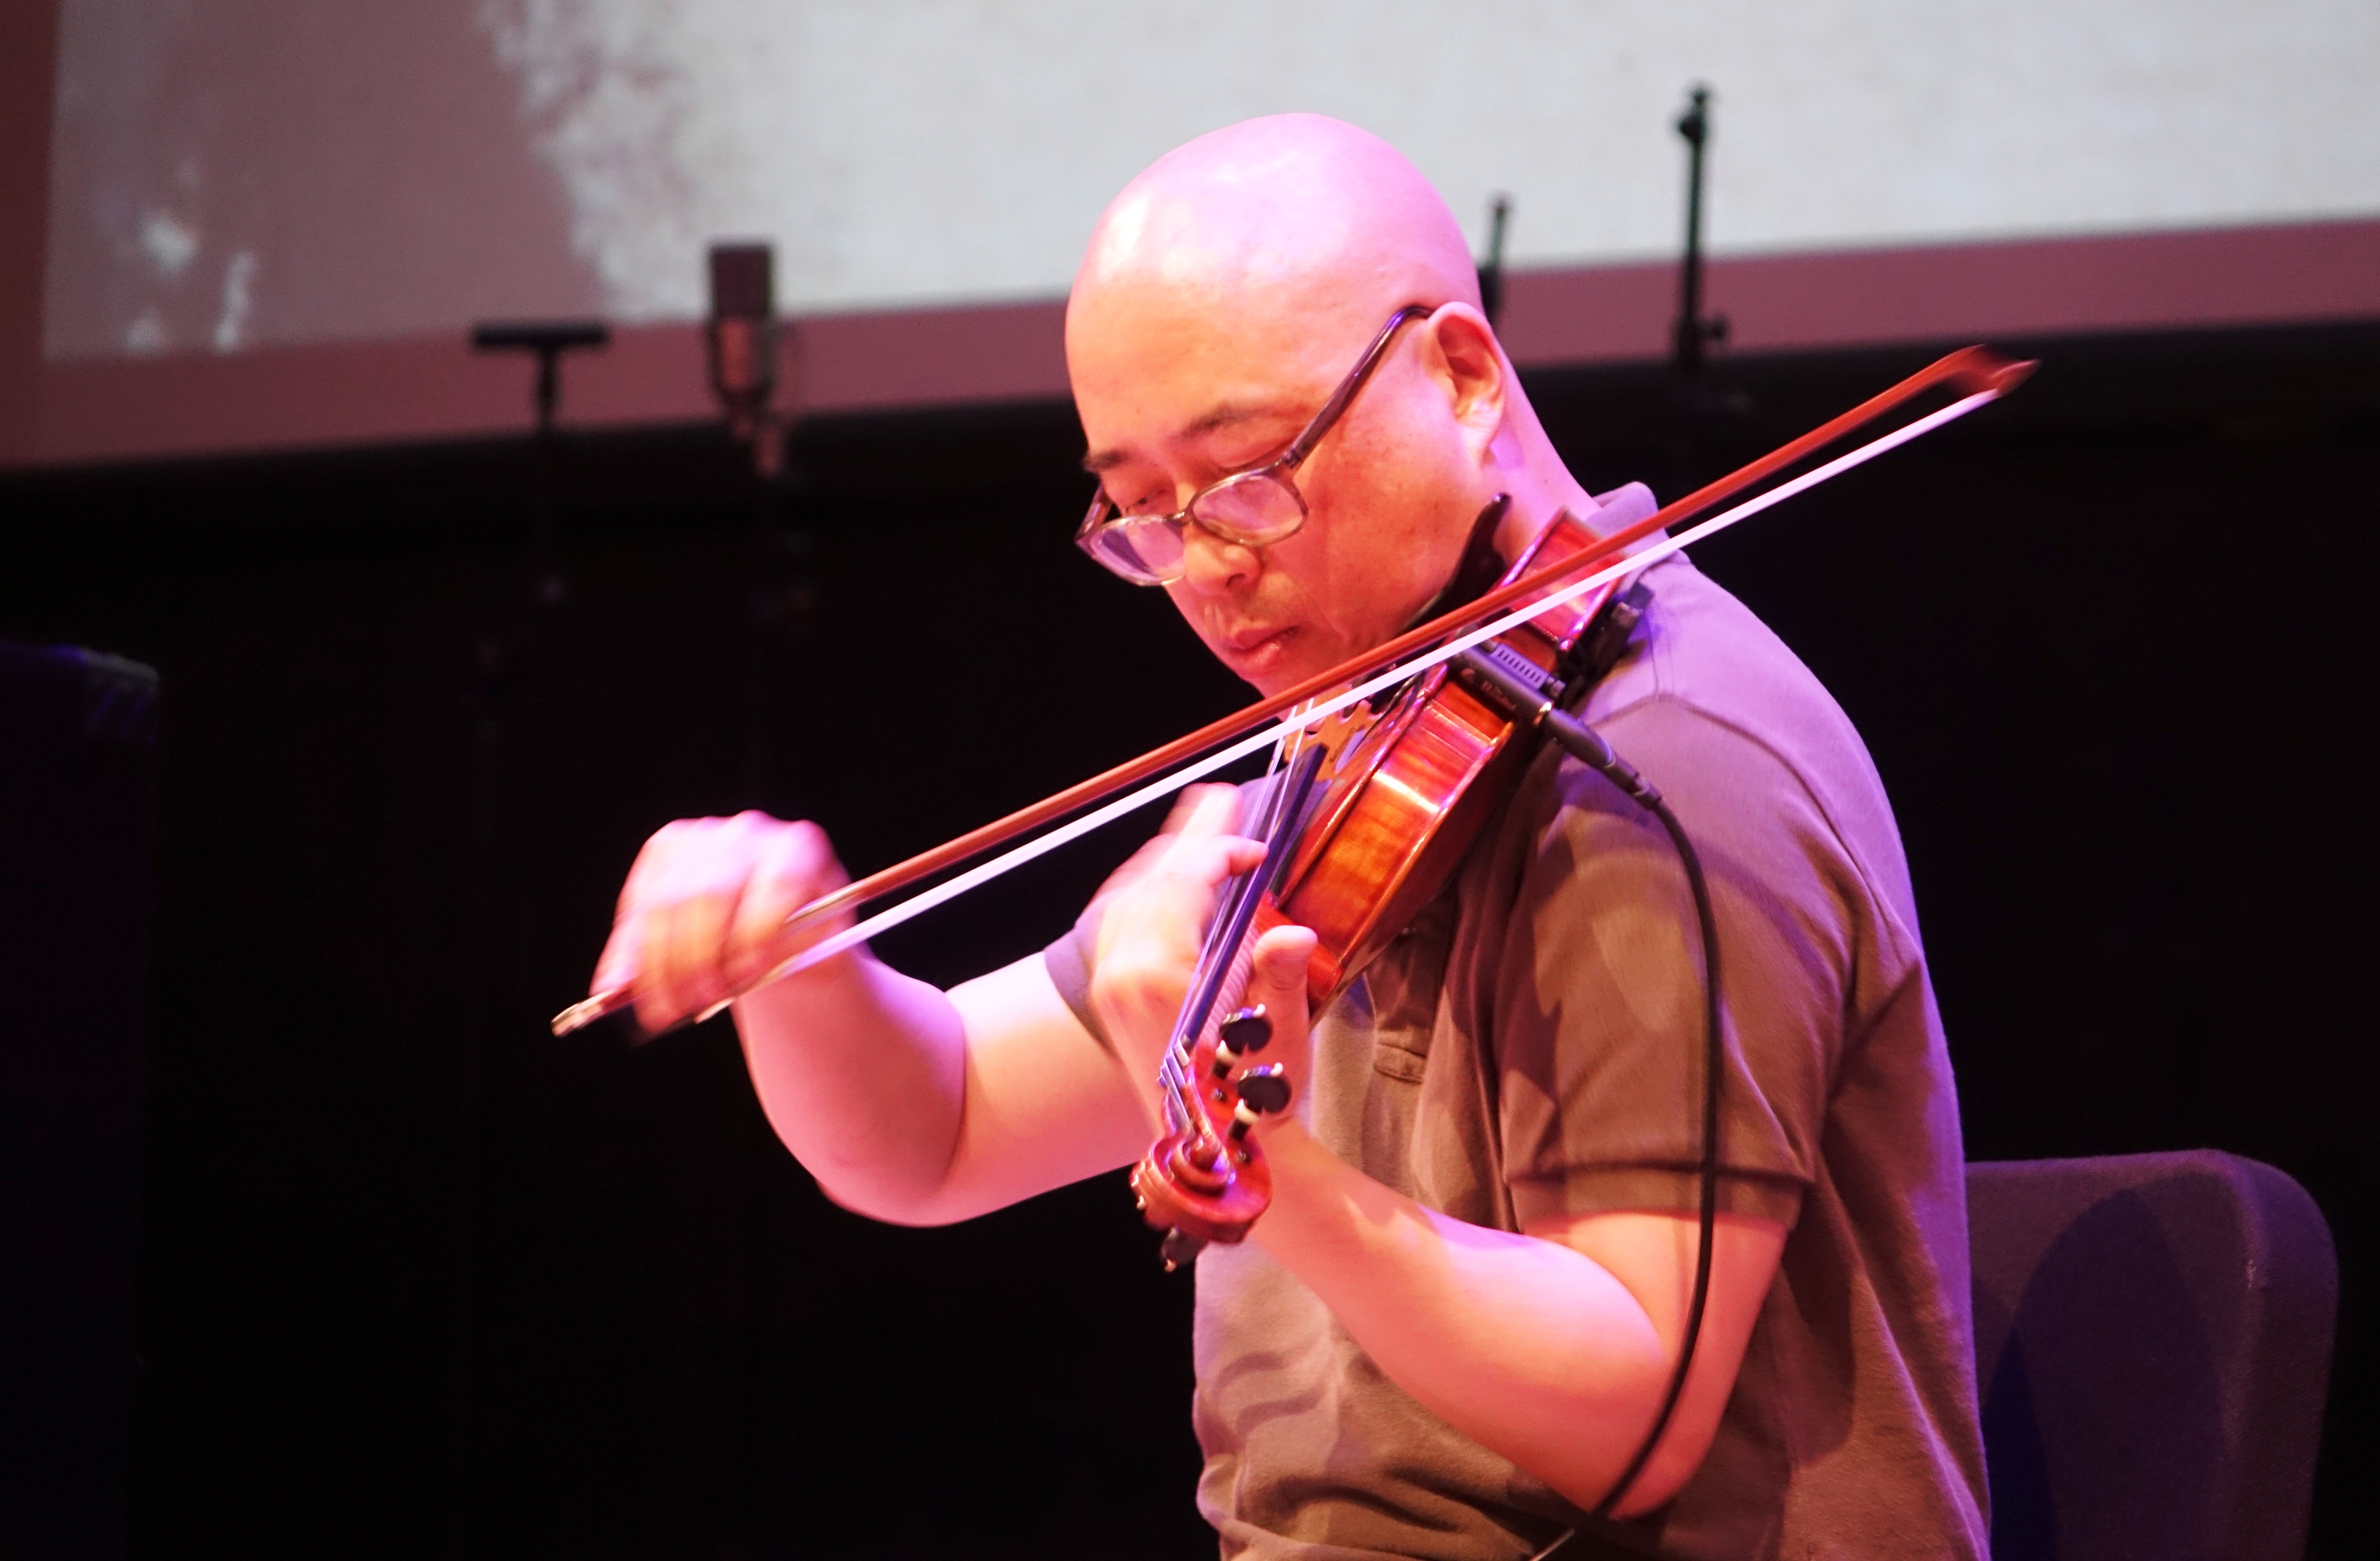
[707,242,784,476]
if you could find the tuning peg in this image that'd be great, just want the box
[1220,1005,1272,1053]
[1236,1064,1292,1115]
[1227,1063,1293,1145]
[1212,1003,1273,1076]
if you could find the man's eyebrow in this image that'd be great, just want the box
[1079,401,1301,475]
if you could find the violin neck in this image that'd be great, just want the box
[1161,746,1328,1103]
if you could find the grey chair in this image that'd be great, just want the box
[1968,1151,2337,1561]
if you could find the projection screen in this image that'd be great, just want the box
[23,0,2380,462]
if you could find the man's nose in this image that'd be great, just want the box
[1178,523,1257,596]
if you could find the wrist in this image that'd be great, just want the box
[1248,1116,1356,1254]
[737,941,874,1032]
[1253,1110,1320,1161]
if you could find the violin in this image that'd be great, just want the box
[1127,503,1639,1267]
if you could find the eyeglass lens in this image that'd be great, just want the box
[1087,472,1306,584]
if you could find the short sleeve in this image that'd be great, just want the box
[1042,899,1109,1049]
[1478,698,1866,1232]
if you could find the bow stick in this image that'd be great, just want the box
[556,345,2033,1036]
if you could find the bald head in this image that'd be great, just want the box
[1063,115,1592,696]
[1070,114,1479,361]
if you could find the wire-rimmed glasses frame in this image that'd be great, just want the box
[1074,303,1435,586]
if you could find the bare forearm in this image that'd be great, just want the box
[598,812,1132,1223]
[1252,1121,1669,1510]
[733,952,968,1221]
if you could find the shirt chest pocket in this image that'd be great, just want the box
[1373,1039,1429,1084]
[1355,1031,1431,1199]
[1343,908,1453,1197]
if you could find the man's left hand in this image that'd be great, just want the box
[1230,921,1322,1137]
[1087,785,1262,1129]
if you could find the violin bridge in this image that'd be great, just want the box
[1294,690,1392,790]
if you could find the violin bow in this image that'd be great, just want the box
[556,344,2033,1036]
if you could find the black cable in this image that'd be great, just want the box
[1453,643,1724,1540]
[1447,642,1732,1542]
[1590,787,1721,1521]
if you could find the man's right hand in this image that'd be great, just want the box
[584,804,1185,1226]
[589,810,855,1037]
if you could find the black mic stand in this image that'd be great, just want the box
[1478,192,1512,330]
[1672,87,1723,383]
[1667,86,1752,487]
[471,320,610,604]
[452,313,608,1549]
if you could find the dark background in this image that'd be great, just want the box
[0,323,2372,1557]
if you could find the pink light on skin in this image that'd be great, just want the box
[1064,114,1614,701]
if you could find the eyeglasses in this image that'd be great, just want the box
[1074,304,1434,586]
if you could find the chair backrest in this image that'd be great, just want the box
[1968,1152,2336,1561]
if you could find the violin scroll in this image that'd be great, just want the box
[1134,992,1301,1268]
[1132,1129,1270,1269]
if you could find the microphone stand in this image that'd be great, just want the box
[452,314,608,1548]
[1478,192,1512,330]
[1671,87,1723,383]
[472,321,610,604]
[1667,86,1751,485]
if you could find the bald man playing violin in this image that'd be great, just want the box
[592,117,1989,1560]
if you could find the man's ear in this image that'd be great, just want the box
[1425,305,1508,452]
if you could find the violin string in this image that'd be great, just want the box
[594,387,2002,1033]
[1156,761,1289,1133]
[1157,747,1304,1119]
[1159,743,1327,1155]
